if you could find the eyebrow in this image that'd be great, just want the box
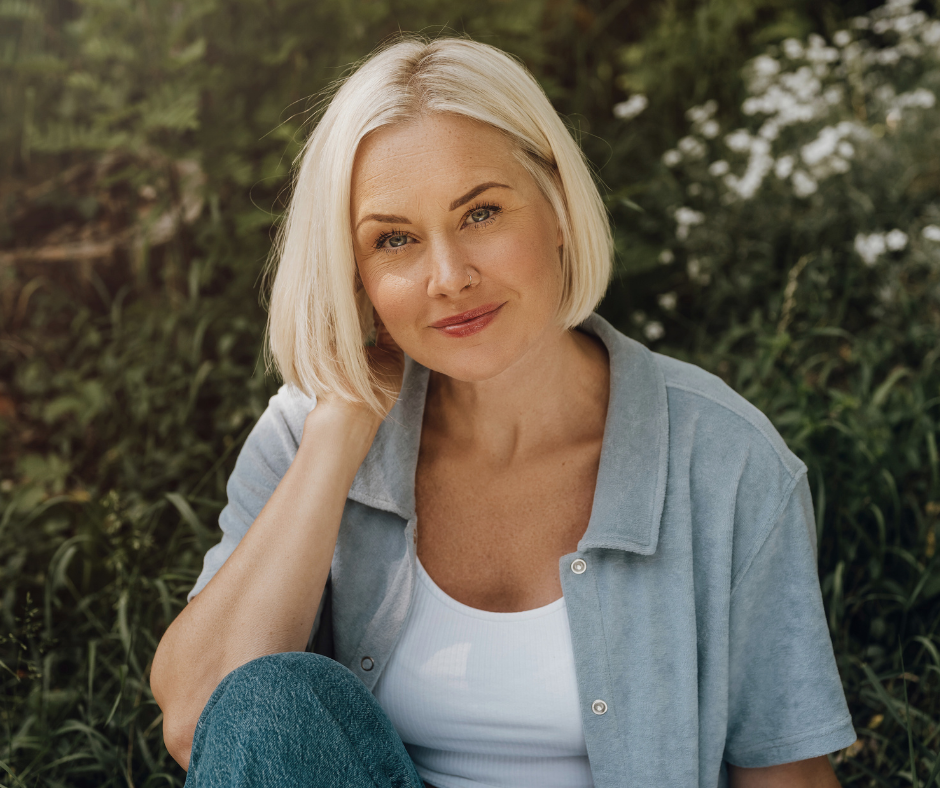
[354,182,511,231]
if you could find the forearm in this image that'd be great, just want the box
[150,403,380,767]
[729,755,841,787]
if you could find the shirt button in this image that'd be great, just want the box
[592,699,608,715]
[571,558,587,574]
[361,656,374,671]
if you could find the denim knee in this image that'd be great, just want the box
[186,652,424,788]
[208,652,359,712]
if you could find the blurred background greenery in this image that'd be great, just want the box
[2,0,940,784]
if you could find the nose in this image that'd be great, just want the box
[425,235,470,298]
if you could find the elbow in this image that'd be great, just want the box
[162,712,195,771]
[151,650,196,771]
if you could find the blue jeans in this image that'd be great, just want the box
[184,652,426,787]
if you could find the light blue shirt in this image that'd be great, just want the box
[189,313,856,787]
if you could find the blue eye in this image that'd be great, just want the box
[465,203,502,227]
[374,231,412,251]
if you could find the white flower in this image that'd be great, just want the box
[876,48,902,66]
[725,129,752,153]
[922,225,940,242]
[674,207,705,226]
[826,157,851,175]
[700,119,720,139]
[792,170,818,198]
[643,321,665,341]
[824,86,844,106]
[885,229,908,251]
[678,135,707,159]
[709,160,730,177]
[663,149,682,167]
[613,94,649,120]
[774,155,794,179]
[855,233,887,266]
[674,207,705,240]
[833,30,852,47]
[752,54,781,78]
[758,120,780,140]
[923,21,940,46]
[837,141,855,159]
[686,100,718,124]
[657,292,677,311]
[896,88,936,109]
[658,249,675,265]
[783,38,804,60]
[802,126,840,167]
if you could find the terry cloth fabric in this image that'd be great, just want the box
[188,312,857,787]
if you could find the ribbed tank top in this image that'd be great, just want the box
[372,557,594,788]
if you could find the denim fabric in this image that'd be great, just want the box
[188,313,857,787]
[185,652,424,788]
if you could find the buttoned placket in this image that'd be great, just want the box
[337,314,672,786]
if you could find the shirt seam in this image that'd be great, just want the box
[663,381,806,477]
[729,468,804,596]
[727,714,854,758]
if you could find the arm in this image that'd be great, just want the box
[729,755,841,787]
[150,402,381,769]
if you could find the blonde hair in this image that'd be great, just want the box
[266,35,612,414]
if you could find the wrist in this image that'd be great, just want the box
[302,399,382,456]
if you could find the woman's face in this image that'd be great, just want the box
[350,113,564,383]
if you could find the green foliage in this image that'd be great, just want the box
[2,0,939,784]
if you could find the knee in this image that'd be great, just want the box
[206,652,367,720]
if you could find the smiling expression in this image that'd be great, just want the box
[351,113,565,382]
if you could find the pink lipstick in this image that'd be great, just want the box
[431,302,504,338]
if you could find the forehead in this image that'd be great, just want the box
[350,114,524,208]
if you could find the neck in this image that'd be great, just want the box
[424,325,610,464]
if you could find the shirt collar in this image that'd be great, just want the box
[348,312,669,555]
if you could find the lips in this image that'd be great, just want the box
[430,302,504,337]
[430,302,503,328]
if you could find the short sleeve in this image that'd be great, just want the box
[724,472,856,767]
[186,385,314,603]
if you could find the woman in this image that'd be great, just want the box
[150,36,856,787]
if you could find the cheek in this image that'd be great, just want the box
[488,222,562,297]
[363,268,420,331]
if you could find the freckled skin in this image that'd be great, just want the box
[351,114,565,383]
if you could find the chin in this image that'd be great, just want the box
[413,336,529,383]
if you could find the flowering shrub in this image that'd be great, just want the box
[639,0,940,341]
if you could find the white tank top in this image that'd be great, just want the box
[372,557,594,788]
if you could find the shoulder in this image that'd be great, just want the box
[650,352,811,581]
[227,384,316,491]
[653,351,806,481]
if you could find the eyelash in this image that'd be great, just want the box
[372,202,503,253]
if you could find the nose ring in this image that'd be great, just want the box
[467,272,473,287]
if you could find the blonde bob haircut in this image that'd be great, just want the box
[266,35,613,414]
